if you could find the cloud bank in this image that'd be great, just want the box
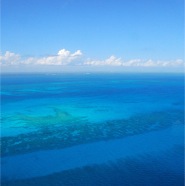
[85,56,122,66]
[0,49,184,69]
[0,49,83,66]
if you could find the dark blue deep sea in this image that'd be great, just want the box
[1,73,184,186]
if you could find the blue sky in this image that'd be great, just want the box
[1,0,184,72]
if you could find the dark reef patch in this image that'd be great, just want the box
[1,109,184,157]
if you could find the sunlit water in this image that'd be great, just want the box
[1,73,184,186]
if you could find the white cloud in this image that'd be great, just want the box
[141,59,185,67]
[122,59,142,66]
[36,49,83,65]
[0,50,184,69]
[57,49,70,56]
[0,49,83,66]
[71,50,82,57]
[85,55,122,66]
[0,51,21,65]
[84,56,184,67]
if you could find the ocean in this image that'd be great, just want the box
[1,73,184,186]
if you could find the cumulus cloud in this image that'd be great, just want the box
[85,56,122,66]
[35,49,83,65]
[84,56,184,67]
[127,59,185,67]
[0,49,184,69]
[0,49,83,66]
[0,51,21,65]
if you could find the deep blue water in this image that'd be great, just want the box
[1,73,184,186]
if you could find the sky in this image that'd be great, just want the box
[0,0,184,72]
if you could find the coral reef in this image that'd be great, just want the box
[1,108,184,157]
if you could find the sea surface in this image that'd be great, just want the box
[1,73,184,186]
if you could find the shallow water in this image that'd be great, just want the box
[1,73,184,186]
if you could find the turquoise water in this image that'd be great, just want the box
[1,73,184,186]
